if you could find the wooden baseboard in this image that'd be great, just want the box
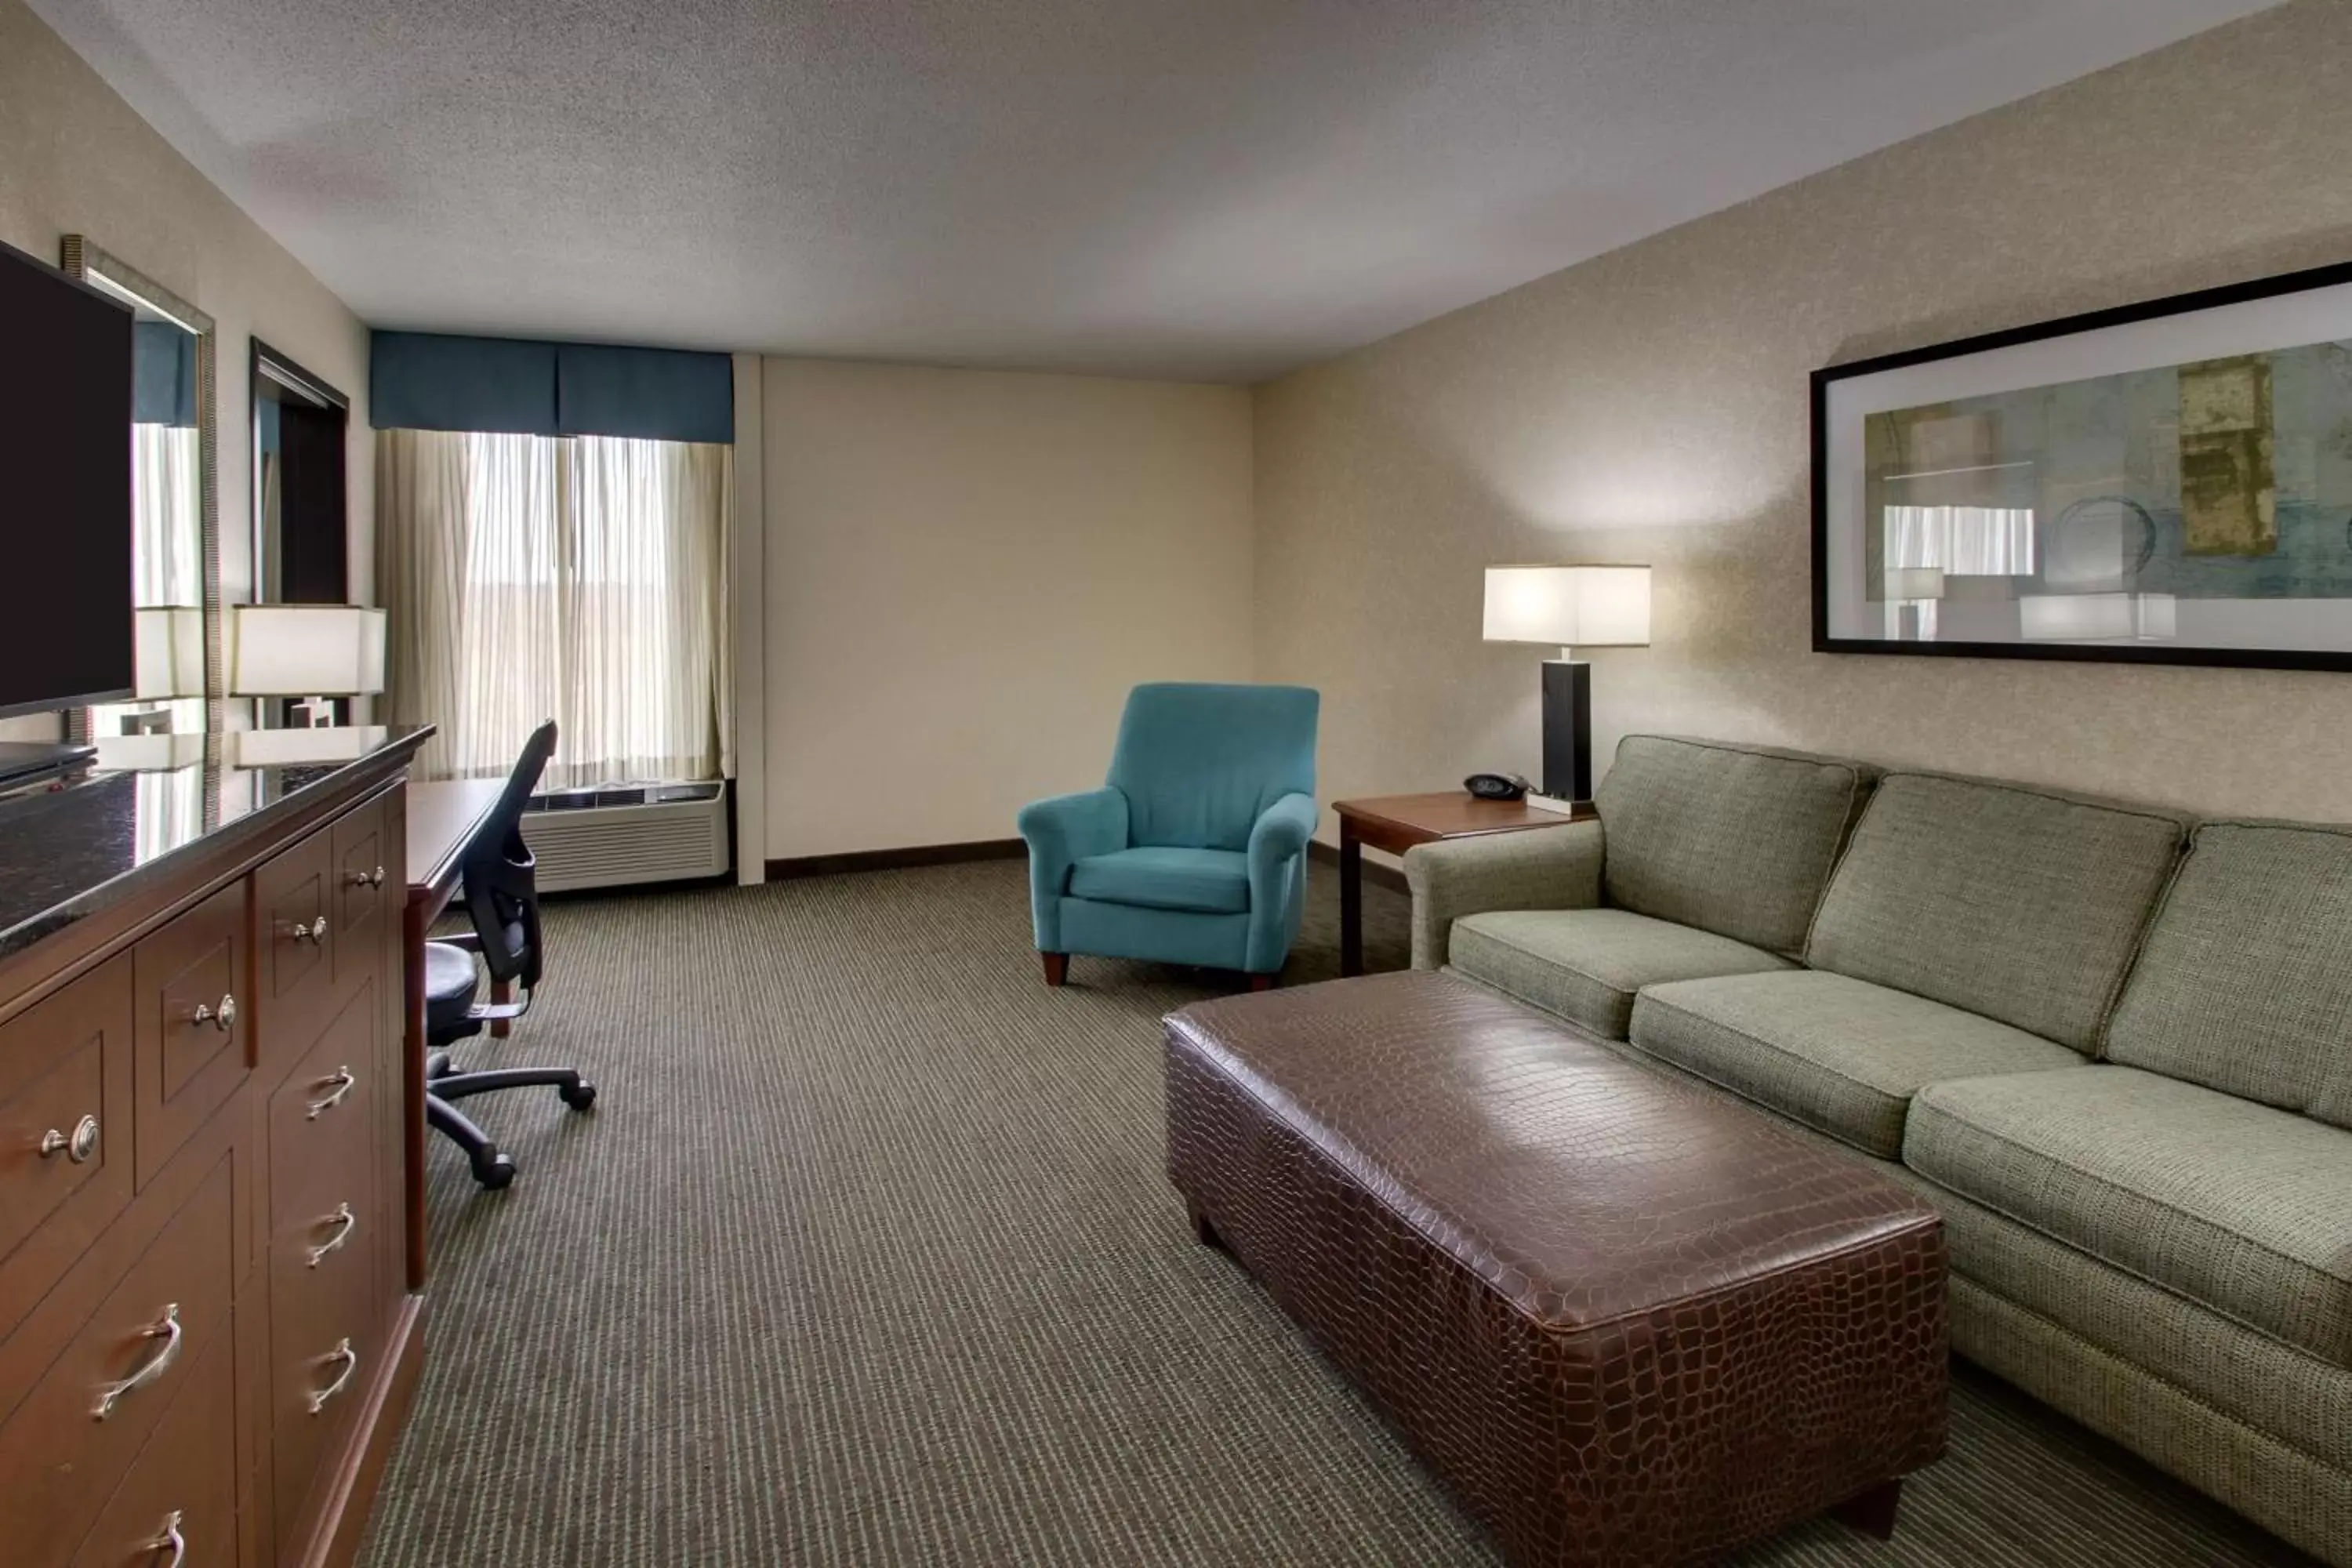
[765,837,1027,880]
[1309,839,1409,895]
[308,1291,428,1568]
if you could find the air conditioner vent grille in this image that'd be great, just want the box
[517,782,730,893]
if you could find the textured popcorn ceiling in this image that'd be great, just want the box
[28,0,2279,380]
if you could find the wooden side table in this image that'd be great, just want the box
[1331,792,1594,976]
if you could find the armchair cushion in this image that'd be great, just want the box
[1069,847,1251,914]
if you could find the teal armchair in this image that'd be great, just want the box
[1018,683,1319,988]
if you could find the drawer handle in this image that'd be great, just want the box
[306,1066,357,1120]
[38,1113,100,1164]
[307,1338,358,1415]
[345,866,387,888]
[307,1202,358,1268]
[189,993,237,1032]
[93,1302,181,1420]
[144,1511,186,1568]
[288,916,329,945]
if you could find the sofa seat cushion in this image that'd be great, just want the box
[1805,772,2188,1052]
[1629,971,2083,1159]
[1906,1065,2352,1366]
[1448,908,1792,1041]
[2107,820,2352,1128]
[1068,846,1250,914]
[1592,735,1878,956]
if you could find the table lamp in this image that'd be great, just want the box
[1482,564,1650,811]
[227,604,387,728]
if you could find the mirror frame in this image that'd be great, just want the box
[60,236,220,739]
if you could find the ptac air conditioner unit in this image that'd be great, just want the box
[521,781,731,893]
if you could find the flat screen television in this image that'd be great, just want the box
[0,237,135,720]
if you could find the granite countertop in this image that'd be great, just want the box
[0,724,433,960]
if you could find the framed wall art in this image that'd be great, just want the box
[1813,258,2352,670]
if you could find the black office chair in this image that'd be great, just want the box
[425,719,595,1189]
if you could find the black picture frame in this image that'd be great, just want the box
[1810,255,2352,673]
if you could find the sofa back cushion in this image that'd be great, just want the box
[1806,773,2186,1053]
[1592,735,1876,956]
[2107,821,2352,1127]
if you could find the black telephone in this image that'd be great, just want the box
[1463,771,1530,801]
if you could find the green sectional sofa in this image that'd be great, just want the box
[1403,734,2352,1565]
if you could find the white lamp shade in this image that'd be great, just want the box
[227,604,387,698]
[133,607,206,699]
[2019,593,2178,641]
[1883,568,1946,602]
[95,732,206,771]
[1483,565,1650,648]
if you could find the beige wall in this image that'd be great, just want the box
[762,359,1254,858]
[1255,0,2352,830]
[0,0,370,738]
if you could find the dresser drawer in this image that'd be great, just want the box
[0,1155,235,1563]
[332,796,392,992]
[71,1315,239,1568]
[0,957,134,1336]
[252,828,337,1072]
[267,982,382,1546]
[132,883,250,1189]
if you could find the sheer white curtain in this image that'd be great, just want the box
[1883,504,2037,577]
[132,424,202,604]
[377,429,732,789]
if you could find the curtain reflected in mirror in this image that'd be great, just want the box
[89,315,205,735]
[63,240,215,744]
[132,763,205,864]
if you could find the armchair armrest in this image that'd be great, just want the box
[1245,793,1319,974]
[1403,819,1604,971]
[1015,786,1129,950]
[1247,792,1319,878]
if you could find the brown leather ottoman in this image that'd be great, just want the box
[1164,970,1947,1567]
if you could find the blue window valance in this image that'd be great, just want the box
[370,331,733,445]
[133,321,198,427]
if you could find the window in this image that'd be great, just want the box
[377,430,731,789]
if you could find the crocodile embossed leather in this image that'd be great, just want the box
[1164,969,1948,1567]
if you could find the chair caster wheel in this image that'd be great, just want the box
[560,1080,597,1111]
[473,1152,517,1189]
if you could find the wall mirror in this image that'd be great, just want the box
[250,342,355,728]
[252,340,350,606]
[62,237,216,740]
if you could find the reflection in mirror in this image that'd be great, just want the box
[62,240,214,740]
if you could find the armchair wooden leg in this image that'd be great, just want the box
[1249,972,1276,993]
[1040,952,1069,987]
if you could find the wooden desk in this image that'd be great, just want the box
[401,778,503,1289]
[1332,792,1593,977]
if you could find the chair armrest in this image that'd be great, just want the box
[1015,786,1129,950]
[1245,793,1319,973]
[1016,786,1129,866]
[1403,819,1604,971]
[1247,792,1319,879]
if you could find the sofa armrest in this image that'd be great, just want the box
[1015,786,1129,949]
[1403,819,1604,971]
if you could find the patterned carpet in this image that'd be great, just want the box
[357,858,2310,1566]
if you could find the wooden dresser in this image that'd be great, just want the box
[0,730,427,1568]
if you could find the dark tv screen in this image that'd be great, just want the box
[0,238,134,718]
